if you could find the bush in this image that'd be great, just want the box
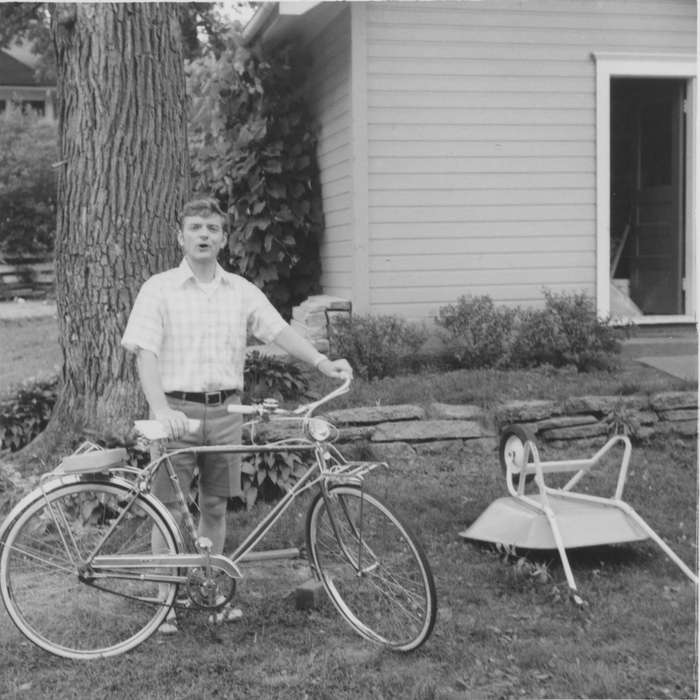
[0,105,57,261]
[435,290,621,372]
[329,314,428,381]
[435,295,518,369]
[510,290,621,371]
[243,350,309,403]
[0,376,58,452]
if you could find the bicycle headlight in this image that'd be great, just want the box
[306,417,334,442]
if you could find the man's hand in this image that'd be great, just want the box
[318,358,353,380]
[154,407,191,440]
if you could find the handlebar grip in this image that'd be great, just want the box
[226,404,258,415]
[134,419,200,440]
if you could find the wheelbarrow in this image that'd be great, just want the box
[460,425,698,604]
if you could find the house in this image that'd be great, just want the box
[243,0,697,326]
[0,48,55,119]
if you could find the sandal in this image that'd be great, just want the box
[208,598,243,625]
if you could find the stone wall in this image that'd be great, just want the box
[318,390,697,460]
[290,295,352,354]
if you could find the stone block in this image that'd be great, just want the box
[534,414,598,432]
[495,400,558,423]
[372,419,486,442]
[658,408,698,422]
[336,426,375,442]
[655,420,698,437]
[325,404,425,426]
[368,442,416,462]
[563,395,618,415]
[295,579,324,610]
[413,439,465,456]
[650,391,698,411]
[540,422,608,440]
[290,319,327,341]
[428,403,485,421]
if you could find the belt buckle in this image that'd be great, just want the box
[204,390,222,406]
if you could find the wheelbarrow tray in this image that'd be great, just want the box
[460,493,648,550]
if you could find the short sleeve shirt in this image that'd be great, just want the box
[121,259,288,392]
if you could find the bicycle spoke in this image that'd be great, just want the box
[1,481,179,659]
[306,485,436,651]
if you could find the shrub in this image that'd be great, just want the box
[510,290,621,371]
[329,314,428,381]
[243,350,309,403]
[0,105,57,261]
[0,376,58,452]
[435,295,518,369]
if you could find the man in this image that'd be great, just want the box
[121,197,352,632]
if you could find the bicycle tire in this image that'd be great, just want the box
[0,477,180,659]
[305,485,437,651]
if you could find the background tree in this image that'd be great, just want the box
[28,2,190,456]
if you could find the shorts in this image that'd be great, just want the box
[151,393,243,503]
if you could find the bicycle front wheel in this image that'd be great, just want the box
[0,478,180,659]
[305,485,436,651]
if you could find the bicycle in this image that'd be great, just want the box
[0,377,437,660]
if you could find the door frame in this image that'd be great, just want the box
[593,52,696,323]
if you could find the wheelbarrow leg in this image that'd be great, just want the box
[615,501,698,585]
[543,505,585,606]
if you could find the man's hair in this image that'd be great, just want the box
[179,197,226,226]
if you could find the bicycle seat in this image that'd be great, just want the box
[55,448,128,474]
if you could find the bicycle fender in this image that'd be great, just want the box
[0,474,185,552]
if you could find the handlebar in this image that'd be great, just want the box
[227,374,351,418]
[133,376,352,441]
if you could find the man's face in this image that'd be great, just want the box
[178,214,227,263]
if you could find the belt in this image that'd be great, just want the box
[165,389,238,406]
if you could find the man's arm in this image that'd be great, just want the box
[136,349,190,438]
[272,326,353,379]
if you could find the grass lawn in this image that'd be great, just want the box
[0,317,697,699]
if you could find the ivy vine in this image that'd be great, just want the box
[188,34,323,319]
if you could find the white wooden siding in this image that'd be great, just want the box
[363,0,697,320]
[305,7,353,300]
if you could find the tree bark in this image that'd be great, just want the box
[28,3,189,458]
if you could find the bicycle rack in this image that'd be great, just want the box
[460,427,698,603]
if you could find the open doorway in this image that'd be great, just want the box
[610,78,686,317]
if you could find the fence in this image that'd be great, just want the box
[0,261,54,301]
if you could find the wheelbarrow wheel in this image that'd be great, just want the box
[499,424,537,489]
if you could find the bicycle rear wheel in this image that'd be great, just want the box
[0,478,180,659]
[305,485,436,651]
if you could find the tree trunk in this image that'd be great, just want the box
[29,3,189,458]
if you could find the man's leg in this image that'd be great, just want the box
[197,492,228,554]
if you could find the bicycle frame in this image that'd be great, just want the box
[84,437,382,587]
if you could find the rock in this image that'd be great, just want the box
[295,579,324,610]
[655,420,698,437]
[658,408,698,422]
[428,403,485,420]
[563,394,652,415]
[372,419,487,442]
[336,426,376,442]
[325,404,425,426]
[540,422,609,440]
[414,439,465,456]
[495,400,558,423]
[368,442,416,462]
[650,391,698,411]
[534,414,598,431]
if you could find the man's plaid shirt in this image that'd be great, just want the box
[121,259,288,392]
